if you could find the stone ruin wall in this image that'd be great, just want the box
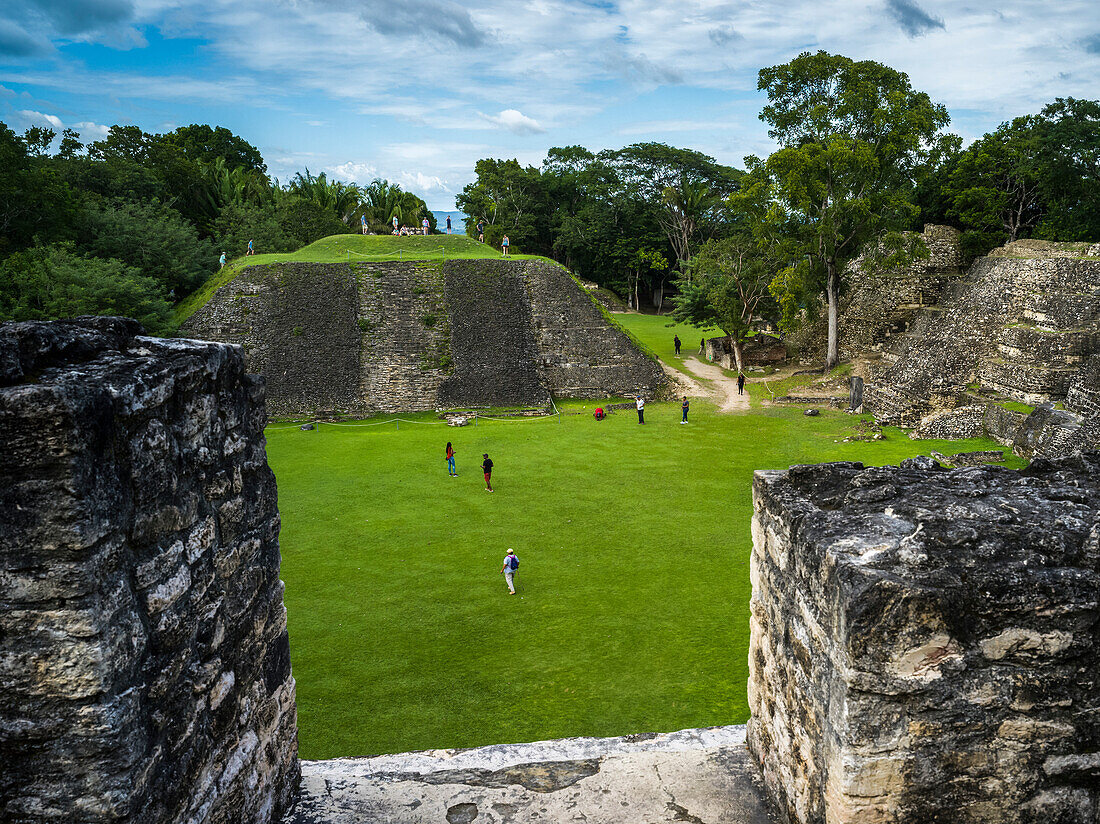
[749,454,1100,824]
[182,258,667,417]
[791,224,965,364]
[859,234,1100,458]
[0,318,298,824]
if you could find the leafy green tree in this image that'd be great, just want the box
[0,123,78,256]
[212,203,296,258]
[163,124,267,174]
[0,243,173,334]
[671,236,777,371]
[276,198,349,247]
[457,158,548,252]
[1032,98,1100,242]
[82,199,217,299]
[740,51,949,368]
[946,119,1043,249]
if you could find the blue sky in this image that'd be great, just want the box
[2,0,1098,210]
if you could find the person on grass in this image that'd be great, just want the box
[674,335,681,355]
[422,217,430,235]
[393,215,399,234]
[219,252,226,270]
[446,442,456,476]
[636,395,645,424]
[246,239,254,256]
[737,372,746,395]
[681,396,689,424]
[501,548,518,594]
[446,215,452,233]
[501,235,510,256]
[477,220,485,242]
[482,453,494,492]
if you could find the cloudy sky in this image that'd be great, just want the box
[1,0,1098,210]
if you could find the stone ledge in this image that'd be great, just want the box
[288,726,775,824]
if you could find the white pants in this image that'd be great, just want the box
[504,571,515,592]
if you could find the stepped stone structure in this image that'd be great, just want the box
[828,229,1100,459]
[182,258,667,417]
[749,454,1100,824]
[0,317,298,824]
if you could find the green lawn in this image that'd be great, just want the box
[173,233,537,325]
[610,313,718,378]
[268,400,1024,759]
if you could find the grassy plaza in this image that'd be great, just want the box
[268,363,1022,758]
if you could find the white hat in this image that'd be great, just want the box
[506,548,514,554]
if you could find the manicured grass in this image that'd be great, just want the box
[611,313,718,378]
[268,401,1024,759]
[173,234,538,326]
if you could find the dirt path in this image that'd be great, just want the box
[664,357,750,413]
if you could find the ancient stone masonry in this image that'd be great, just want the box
[182,257,667,416]
[749,454,1100,824]
[861,237,1100,458]
[0,317,298,824]
[181,262,363,419]
[439,259,550,408]
[793,225,965,363]
[519,259,667,398]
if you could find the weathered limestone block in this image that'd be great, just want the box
[748,454,1100,824]
[0,317,298,824]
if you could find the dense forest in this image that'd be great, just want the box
[2,52,1097,364]
[0,123,434,334]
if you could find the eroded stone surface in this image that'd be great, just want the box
[0,317,298,824]
[748,454,1100,824]
[288,726,776,824]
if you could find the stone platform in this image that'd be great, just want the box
[287,726,775,824]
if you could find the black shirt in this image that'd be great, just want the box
[482,458,493,473]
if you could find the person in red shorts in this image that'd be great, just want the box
[482,453,494,492]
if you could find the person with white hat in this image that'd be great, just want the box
[500,549,519,595]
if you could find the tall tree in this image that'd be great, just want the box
[742,51,949,368]
[671,235,776,371]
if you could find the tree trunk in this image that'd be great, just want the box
[825,259,840,370]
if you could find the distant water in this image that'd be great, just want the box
[432,211,468,234]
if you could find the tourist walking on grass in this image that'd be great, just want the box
[446,442,456,476]
[501,235,510,256]
[636,395,645,424]
[219,252,226,270]
[477,220,485,242]
[422,217,430,235]
[681,396,689,424]
[482,453,494,492]
[246,239,254,256]
[446,215,452,233]
[674,335,681,355]
[501,548,518,594]
[737,372,746,395]
[393,215,399,234]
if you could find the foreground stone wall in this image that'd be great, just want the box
[182,257,667,416]
[0,318,298,824]
[749,455,1100,824]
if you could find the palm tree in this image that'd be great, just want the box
[287,169,362,225]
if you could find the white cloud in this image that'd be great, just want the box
[17,109,63,129]
[328,161,379,183]
[71,120,110,141]
[479,109,546,135]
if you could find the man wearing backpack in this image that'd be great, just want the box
[501,548,519,594]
